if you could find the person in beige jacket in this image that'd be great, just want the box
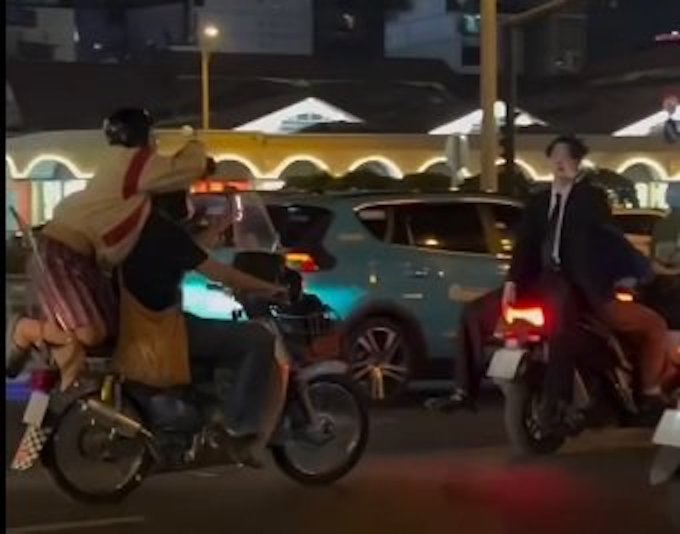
[7,108,213,389]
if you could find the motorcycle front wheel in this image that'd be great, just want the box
[42,392,152,504]
[271,374,369,485]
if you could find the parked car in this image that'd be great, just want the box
[612,208,667,257]
[183,191,523,401]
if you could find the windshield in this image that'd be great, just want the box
[231,192,280,252]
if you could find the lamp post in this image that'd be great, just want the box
[479,0,498,192]
[199,24,220,131]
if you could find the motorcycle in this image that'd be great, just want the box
[650,399,680,530]
[10,192,369,503]
[486,285,680,457]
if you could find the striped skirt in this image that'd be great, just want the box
[28,235,118,338]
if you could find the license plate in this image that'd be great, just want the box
[22,391,50,427]
[653,409,680,448]
[487,347,526,381]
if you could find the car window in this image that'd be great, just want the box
[392,202,488,254]
[487,203,523,255]
[266,204,336,270]
[356,206,388,241]
[267,204,333,248]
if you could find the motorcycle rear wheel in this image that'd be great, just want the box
[503,382,566,457]
[271,374,369,485]
[42,392,152,504]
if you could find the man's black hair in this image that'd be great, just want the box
[151,190,189,222]
[545,135,589,160]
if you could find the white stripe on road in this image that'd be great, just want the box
[7,516,145,533]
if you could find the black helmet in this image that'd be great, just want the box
[103,108,154,147]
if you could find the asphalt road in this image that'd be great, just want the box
[5,393,677,534]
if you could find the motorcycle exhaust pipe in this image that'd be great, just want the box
[82,399,154,440]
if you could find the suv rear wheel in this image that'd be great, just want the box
[348,317,414,403]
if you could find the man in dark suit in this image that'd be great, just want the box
[503,135,613,428]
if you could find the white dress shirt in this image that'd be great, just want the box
[548,173,584,264]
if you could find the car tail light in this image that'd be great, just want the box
[285,252,319,273]
[31,369,59,393]
[504,306,545,328]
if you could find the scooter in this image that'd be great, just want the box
[487,286,680,457]
[10,193,369,503]
[650,399,680,530]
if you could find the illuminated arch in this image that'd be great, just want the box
[617,158,668,209]
[5,155,18,178]
[417,157,448,174]
[271,155,330,179]
[213,154,261,178]
[348,156,402,178]
[494,157,539,181]
[6,154,94,179]
[616,158,668,181]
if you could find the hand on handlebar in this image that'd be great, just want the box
[234,286,290,307]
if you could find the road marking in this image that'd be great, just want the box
[7,516,145,533]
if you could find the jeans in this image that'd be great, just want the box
[185,314,276,437]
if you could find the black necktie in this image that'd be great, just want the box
[542,193,562,267]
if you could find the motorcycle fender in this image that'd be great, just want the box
[653,409,680,448]
[11,424,52,471]
[487,347,527,382]
[297,360,349,383]
[650,446,680,485]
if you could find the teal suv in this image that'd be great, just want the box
[182,192,523,401]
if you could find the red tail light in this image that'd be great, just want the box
[31,369,59,393]
[615,291,634,302]
[285,252,319,273]
[504,306,545,328]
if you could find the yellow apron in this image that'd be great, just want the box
[113,279,191,388]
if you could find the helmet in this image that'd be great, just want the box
[103,108,154,147]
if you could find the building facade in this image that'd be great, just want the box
[6,129,679,232]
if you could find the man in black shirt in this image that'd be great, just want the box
[117,190,286,464]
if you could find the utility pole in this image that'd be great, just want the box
[501,0,582,182]
[502,26,518,182]
[479,0,499,192]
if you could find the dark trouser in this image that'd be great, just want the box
[185,314,276,437]
[454,287,503,401]
[537,270,585,406]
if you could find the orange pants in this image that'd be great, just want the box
[603,301,672,392]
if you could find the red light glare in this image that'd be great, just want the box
[285,252,319,273]
[504,306,545,328]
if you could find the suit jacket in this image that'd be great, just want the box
[589,224,653,301]
[509,176,613,305]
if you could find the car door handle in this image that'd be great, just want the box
[407,267,430,278]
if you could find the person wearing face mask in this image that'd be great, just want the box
[503,135,614,430]
[6,108,213,390]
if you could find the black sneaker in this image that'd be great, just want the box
[424,390,476,413]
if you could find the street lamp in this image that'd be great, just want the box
[199,24,220,130]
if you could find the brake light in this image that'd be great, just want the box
[615,291,634,302]
[286,252,319,273]
[504,306,545,328]
[31,369,59,393]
